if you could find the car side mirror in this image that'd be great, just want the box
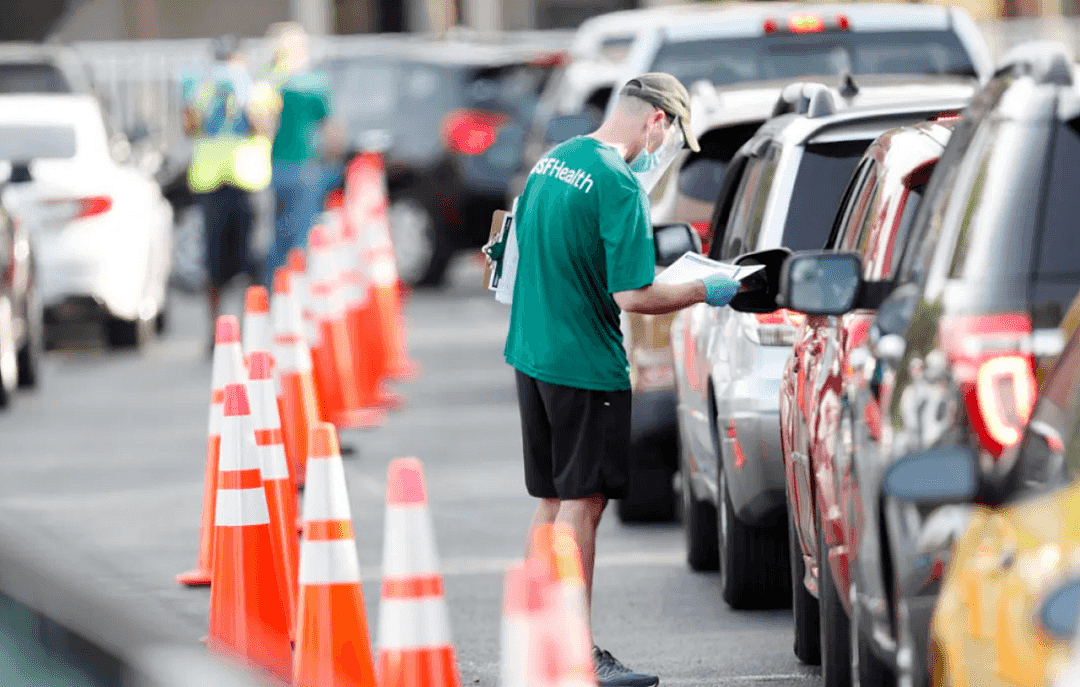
[653,223,701,267]
[880,446,978,506]
[545,113,598,144]
[778,251,863,316]
[728,247,792,313]
[1039,578,1080,640]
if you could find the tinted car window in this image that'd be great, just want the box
[781,139,869,252]
[650,30,977,87]
[0,125,75,159]
[0,63,68,93]
[721,143,779,259]
[1030,118,1080,328]
[677,158,728,201]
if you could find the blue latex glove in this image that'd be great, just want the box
[702,273,739,307]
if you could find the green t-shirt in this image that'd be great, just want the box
[504,136,655,392]
[270,72,331,163]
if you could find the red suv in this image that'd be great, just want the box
[777,117,956,681]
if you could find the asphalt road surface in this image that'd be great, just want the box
[0,256,820,687]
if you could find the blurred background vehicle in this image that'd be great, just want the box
[670,81,972,614]
[0,42,92,95]
[774,40,1080,687]
[517,0,993,206]
[921,319,1080,687]
[777,115,957,686]
[0,175,39,410]
[322,34,570,286]
[0,94,173,351]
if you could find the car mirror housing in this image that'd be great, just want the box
[727,247,792,313]
[653,223,701,267]
[778,251,863,316]
[880,446,979,505]
[1039,578,1080,641]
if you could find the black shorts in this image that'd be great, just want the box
[200,185,255,288]
[514,370,632,500]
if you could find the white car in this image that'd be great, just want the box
[0,94,172,349]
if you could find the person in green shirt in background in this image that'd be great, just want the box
[505,73,752,687]
[261,22,346,284]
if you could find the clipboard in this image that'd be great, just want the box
[482,209,512,289]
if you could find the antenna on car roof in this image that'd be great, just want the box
[839,71,859,99]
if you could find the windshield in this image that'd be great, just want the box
[651,30,977,87]
[0,124,76,160]
[782,140,871,251]
[0,63,69,93]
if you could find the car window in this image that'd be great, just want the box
[0,63,69,93]
[707,154,749,261]
[677,158,728,202]
[325,58,400,125]
[720,143,779,260]
[838,162,879,251]
[781,139,869,252]
[0,124,76,160]
[827,158,873,249]
[896,75,1013,285]
[882,183,926,277]
[1030,118,1080,329]
[649,30,977,88]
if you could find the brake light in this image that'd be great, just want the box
[941,313,1037,457]
[746,309,806,346]
[691,221,711,253]
[442,110,508,156]
[836,14,850,30]
[930,111,963,122]
[788,14,826,33]
[763,17,779,33]
[41,195,112,223]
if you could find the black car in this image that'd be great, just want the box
[0,163,42,408]
[321,36,568,286]
[776,41,1080,687]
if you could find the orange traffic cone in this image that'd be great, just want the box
[248,351,299,634]
[500,560,534,687]
[178,315,244,587]
[243,286,272,368]
[306,223,384,430]
[349,153,418,382]
[377,457,460,687]
[207,382,293,683]
[527,524,596,687]
[293,422,378,687]
[288,248,322,373]
[272,266,323,487]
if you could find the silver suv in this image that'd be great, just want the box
[670,79,974,610]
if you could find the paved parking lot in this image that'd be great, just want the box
[0,258,819,687]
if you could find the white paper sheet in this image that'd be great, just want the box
[654,252,766,286]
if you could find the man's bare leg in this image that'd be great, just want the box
[525,497,560,557]
[555,494,607,632]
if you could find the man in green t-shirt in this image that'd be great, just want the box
[505,74,746,687]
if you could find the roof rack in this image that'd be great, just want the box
[771,81,839,118]
[995,40,1073,87]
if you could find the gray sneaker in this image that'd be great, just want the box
[593,646,659,687]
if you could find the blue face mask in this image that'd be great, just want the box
[629,149,659,174]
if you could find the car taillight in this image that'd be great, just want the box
[941,313,1037,457]
[691,221,711,253]
[745,309,807,347]
[41,195,112,223]
[788,14,826,33]
[442,109,508,156]
[764,13,848,34]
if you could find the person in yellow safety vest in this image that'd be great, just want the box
[180,34,280,355]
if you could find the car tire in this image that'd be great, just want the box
[790,507,821,665]
[104,315,148,350]
[388,193,452,288]
[681,463,719,571]
[17,284,42,389]
[616,445,677,523]
[818,512,852,687]
[154,295,169,336]
[850,578,896,687]
[718,466,792,610]
[0,297,16,408]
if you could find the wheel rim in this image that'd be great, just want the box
[718,466,730,590]
[0,298,16,393]
[388,199,434,284]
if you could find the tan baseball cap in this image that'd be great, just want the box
[621,73,700,152]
